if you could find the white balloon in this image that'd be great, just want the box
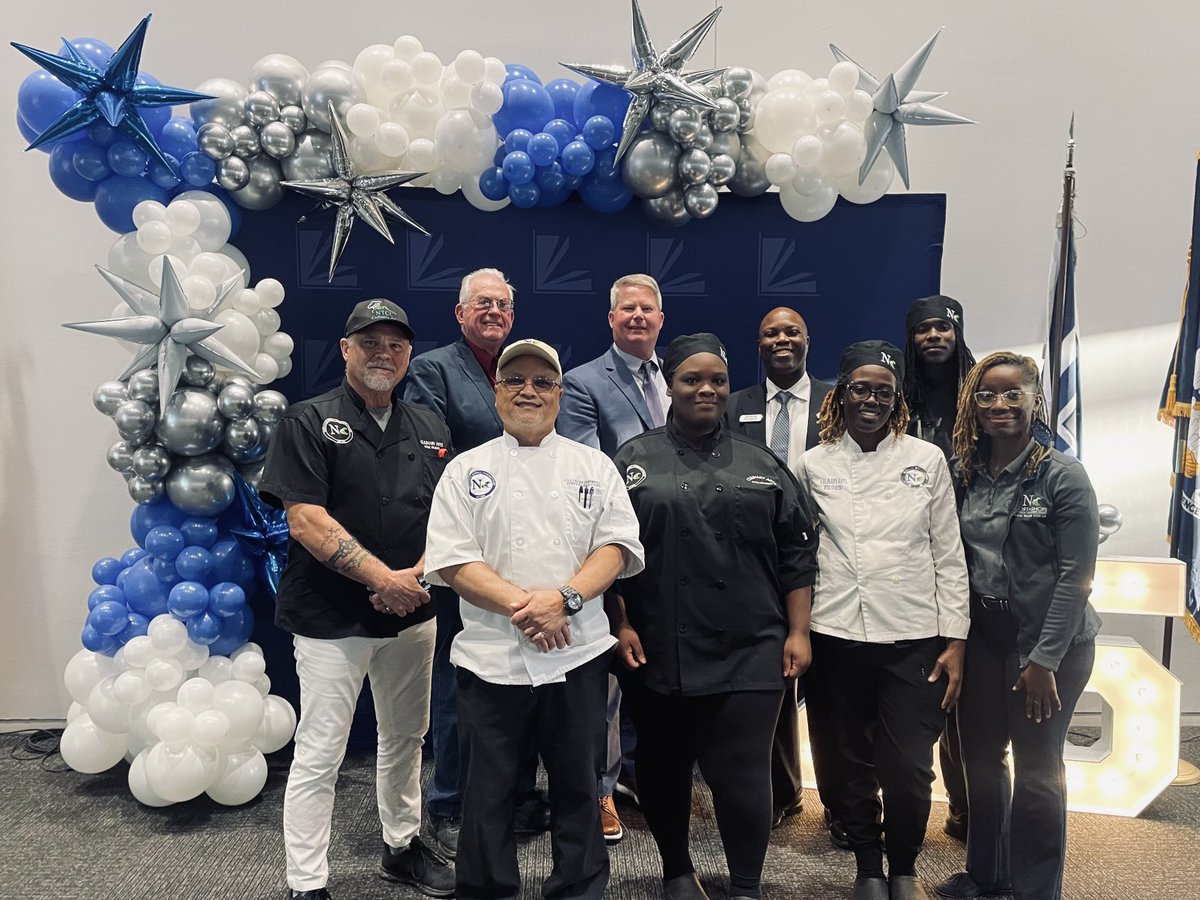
[255,674,272,696]
[214,310,262,363]
[454,49,486,84]
[128,748,174,807]
[64,649,115,705]
[434,110,498,173]
[230,642,264,661]
[838,152,896,204]
[375,121,411,157]
[167,235,202,266]
[764,152,798,186]
[845,89,875,124]
[275,357,294,379]
[137,220,173,255]
[175,189,233,251]
[212,679,266,743]
[149,615,189,656]
[66,701,86,724]
[392,93,444,141]
[106,232,155,285]
[193,709,231,746]
[189,251,229,284]
[346,102,382,138]
[393,35,424,63]
[792,134,824,168]
[123,635,155,669]
[177,677,215,713]
[828,60,862,95]
[752,90,816,154]
[252,695,298,754]
[144,656,186,693]
[207,745,268,805]
[262,331,294,360]
[353,44,395,105]
[821,121,867,178]
[233,288,262,315]
[779,181,839,222]
[198,656,233,685]
[182,275,217,310]
[255,277,285,308]
[254,353,280,385]
[132,200,168,227]
[461,175,510,212]
[469,80,504,117]
[177,638,210,672]
[113,670,153,706]
[86,676,131,733]
[816,90,847,122]
[153,704,196,744]
[165,200,201,237]
[483,57,507,85]
[804,77,831,99]
[381,59,415,95]
[254,307,282,336]
[231,652,267,683]
[407,138,439,171]
[145,741,219,803]
[767,69,813,92]
[148,254,187,289]
[59,713,128,774]
[411,51,443,85]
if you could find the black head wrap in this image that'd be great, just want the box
[905,294,964,334]
[902,294,977,415]
[662,333,728,383]
[838,339,904,386]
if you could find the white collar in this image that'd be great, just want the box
[501,429,559,449]
[611,343,659,376]
[765,373,810,403]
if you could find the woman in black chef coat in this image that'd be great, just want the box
[609,333,818,900]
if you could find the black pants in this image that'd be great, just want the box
[807,633,947,875]
[623,676,783,898]
[959,603,1094,900]
[940,707,968,821]
[771,679,804,813]
[456,653,610,900]
[800,669,843,815]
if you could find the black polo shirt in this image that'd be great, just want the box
[612,418,818,696]
[260,379,452,639]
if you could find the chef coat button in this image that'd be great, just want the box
[715,484,723,492]
[510,449,518,457]
[680,482,689,490]
[681,528,691,538]
[715,531,723,540]
[516,538,525,547]
[711,450,720,457]
[884,492,893,500]
[890,575,901,584]
[677,449,685,456]
[554,539,561,546]
[678,624,688,634]
[514,491,523,499]
[382,497,391,505]
[679,576,690,586]
[551,491,559,498]
[715,580,726,589]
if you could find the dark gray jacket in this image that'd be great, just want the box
[954,446,1102,671]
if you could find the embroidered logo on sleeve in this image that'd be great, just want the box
[900,466,930,488]
[624,464,647,490]
[468,469,496,499]
[1015,493,1048,519]
[322,418,353,444]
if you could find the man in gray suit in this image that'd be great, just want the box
[558,273,667,842]
[406,268,548,856]
[726,307,845,844]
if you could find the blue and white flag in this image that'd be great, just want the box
[1043,211,1081,458]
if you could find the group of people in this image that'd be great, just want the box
[259,268,1102,900]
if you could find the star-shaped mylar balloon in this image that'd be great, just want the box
[11,14,213,174]
[229,473,289,598]
[281,101,428,283]
[64,260,259,416]
[828,30,975,189]
[560,0,726,163]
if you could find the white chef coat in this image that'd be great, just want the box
[424,429,645,686]
[796,431,969,643]
[765,374,811,479]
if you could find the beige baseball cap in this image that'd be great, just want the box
[497,339,562,377]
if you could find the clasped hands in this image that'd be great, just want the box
[511,589,572,653]
[368,567,430,616]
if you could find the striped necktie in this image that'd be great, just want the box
[770,391,792,461]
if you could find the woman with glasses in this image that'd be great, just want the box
[609,333,818,900]
[934,353,1099,900]
[797,340,969,900]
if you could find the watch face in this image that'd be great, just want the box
[562,588,584,613]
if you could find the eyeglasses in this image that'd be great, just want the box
[467,296,514,312]
[974,389,1037,408]
[845,383,896,403]
[498,375,560,393]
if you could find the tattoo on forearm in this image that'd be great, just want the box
[325,536,369,574]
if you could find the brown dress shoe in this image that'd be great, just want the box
[599,794,624,843]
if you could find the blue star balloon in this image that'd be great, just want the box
[228,474,289,599]
[11,14,212,175]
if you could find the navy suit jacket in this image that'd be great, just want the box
[403,339,502,453]
[726,376,834,452]
[558,346,656,457]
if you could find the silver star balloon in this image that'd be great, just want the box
[65,261,258,415]
[560,0,726,163]
[829,30,975,188]
[281,101,428,283]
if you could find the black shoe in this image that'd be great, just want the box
[614,771,640,807]
[851,876,890,900]
[934,872,1012,899]
[513,793,551,835]
[663,873,710,899]
[428,812,461,859]
[890,875,933,900]
[824,808,851,850]
[772,795,804,828]
[943,812,968,843]
[380,835,455,897]
[287,890,331,900]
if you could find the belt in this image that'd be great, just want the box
[972,594,1011,612]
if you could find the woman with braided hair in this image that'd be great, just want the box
[935,352,1100,900]
[797,340,969,900]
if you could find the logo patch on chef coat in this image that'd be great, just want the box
[322,418,353,444]
[900,465,929,488]
[467,469,496,498]
[745,474,779,488]
[624,464,647,490]
[1016,493,1048,519]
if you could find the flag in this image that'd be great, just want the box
[1043,210,1082,458]
[1159,154,1200,642]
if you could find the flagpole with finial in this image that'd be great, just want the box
[1047,114,1076,440]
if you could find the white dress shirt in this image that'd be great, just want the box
[764,374,811,479]
[797,431,969,643]
[612,344,669,417]
[424,430,645,686]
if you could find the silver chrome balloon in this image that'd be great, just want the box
[620,131,681,199]
[165,453,237,516]
[252,390,289,424]
[238,459,266,488]
[707,130,741,162]
[230,156,284,211]
[180,356,215,388]
[649,104,674,132]
[129,475,166,504]
[113,399,156,445]
[190,78,248,130]
[217,383,256,420]
[259,121,297,160]
[156,387,226,456]
[126,369,159,405]
[667,108,701,145]
[197,123,235,161]
[106,440,137,474]
[683,182,719,218]
[279,105,308,136]
[222,417,263,462]
[280,131,334,181]
[691,124,713,152]
[244,91,281,128]
[249,54,308,108]
[302,65,361,133]
[722,67,754,102]
[727,135,771,197]
[642,189,691,227]
[677,148,712,186]
[131,444,172,482]
[708,153,737,186]
[230,125,261,160]
[217,156,251,192]
[710,97,740,133]
[93,381,130,416]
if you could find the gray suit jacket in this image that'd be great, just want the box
[726,377,834,452]
[403,339,502,453]
[558,346,656,457]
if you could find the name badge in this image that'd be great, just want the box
[739,414,764,423]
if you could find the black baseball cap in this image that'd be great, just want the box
[344,299,415,340]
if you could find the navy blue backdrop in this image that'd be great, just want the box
[242,188,946,745]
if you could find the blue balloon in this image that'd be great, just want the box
[123,558,169,618]
[148,155,181,190]
[93,174,170,233]
[544,79,581,124]
[49,143,99,201]
[175,546,215,582]
[560,140,596,177]
[211,540,255,590]
[16,111,40,146]
[146,526,186,561]
[508,180,540,209]
[580,173,634,213]
[503,129,533,154]
[71,142,111,182]
[581,115,616,151]
[89,600,131,637]
[88,584,125,610]
[543,119,576,149]
[153,558,183,589]
[535,161,568,193]
[493,145,507,167]
[209,606,255,657]
[121,547,149,567]
[131,499,187,547]
[92,557,124,586]
[187,611,223,645]
[115,569,131,591]
[86,120,120,148]
[107,140,148,178]
[535,181,572,208]
[573,80,632,129]
[478,167,508,202]
[168,581,209,618]
[180,151,216,187]
[158,117,198,161]
[59,36,114,69]
[493,79,555,137]
[526,132,560,167]
[208,582,247,617]
[504,63,542,85]
[591,148,621,181]
[501,150,534,185]
[181,518,219,548]
[81,624,118,655]
[119,612,150,643]
[564,174,584,192]
[16,69,79,137]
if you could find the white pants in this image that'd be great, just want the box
[284,621,435,891]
